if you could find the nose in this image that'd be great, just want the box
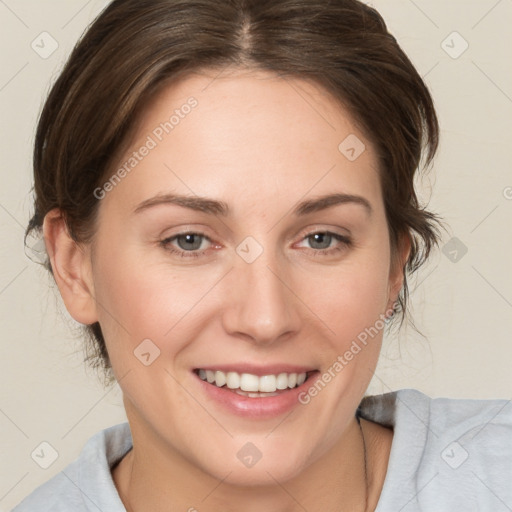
[221,246,301,346]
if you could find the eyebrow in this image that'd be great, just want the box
[133,192,372,217]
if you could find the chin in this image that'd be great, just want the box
[193,439,312,488]
[217,460,307,488]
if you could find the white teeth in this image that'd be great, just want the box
[198,369,309,392]
[215,371,226,387]
[259,375,276,393]
[240,373,260,392]
[276,373,289,390]
[226,371,240,389]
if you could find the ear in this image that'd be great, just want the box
[43,209,98,325]
[387,232,411,311]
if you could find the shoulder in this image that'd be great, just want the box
[360,388,512,444]
[392,389,512,463]
[10,469,83,512]
[360,389,512,510]
[11,422,131,512]
[401,389,512,475]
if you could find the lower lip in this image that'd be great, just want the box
[194,371,320,419]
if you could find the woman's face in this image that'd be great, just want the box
[82,68,403,484]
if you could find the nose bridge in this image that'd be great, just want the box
[222,238,300,344]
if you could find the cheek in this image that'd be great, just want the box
[309,248,391,343]
[90,237,225,370]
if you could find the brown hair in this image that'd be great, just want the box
[26,0,442,385]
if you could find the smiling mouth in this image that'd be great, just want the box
[194,369,317,397]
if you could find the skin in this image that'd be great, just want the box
[44,67,408,512]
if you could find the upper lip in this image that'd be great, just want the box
[194,364,318,376]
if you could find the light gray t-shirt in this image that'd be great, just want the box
[11,389,512,511]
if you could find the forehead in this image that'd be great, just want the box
[105,67,382,214]
[141,67,365,152]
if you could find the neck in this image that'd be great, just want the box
[112,414,390,512]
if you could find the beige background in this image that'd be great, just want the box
[1,0,511,508]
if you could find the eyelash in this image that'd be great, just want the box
[159,231,352,259]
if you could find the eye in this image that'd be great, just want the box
[297,231,352,256]
[160,232,212,258]
[159,230,352,259]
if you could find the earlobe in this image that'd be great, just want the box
[43,209,98,325]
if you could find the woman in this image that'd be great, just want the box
[13,0,511,510]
